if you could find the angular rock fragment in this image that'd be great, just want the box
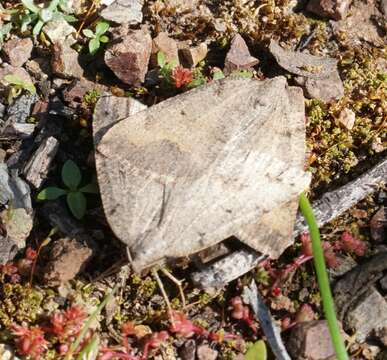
[105,28,152,86]
[0,64,33,88]
[337,108,355,130]
[52,42,83,79]
[287,320,336,360]
[43,237,94,285]
[100,0,143,24]
[197,345,218,360]
[269,40,344,102]
[151,32,179,66]
[1,208,33,249]
[192,250,266,292]
[0,162,33,263]
[43,19,77,45]
[331,0,385,47]
[94,77,311,271]
[346,287,387,343]
[224,34,259,74]
[2,37,33,67]
[179,43,208,68]
[23,137,59,188]
[370,207,387,243]
[1,94,38,139]
[62,78,107,108]
[306,0,352,20]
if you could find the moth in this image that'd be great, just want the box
[93,77,311,271]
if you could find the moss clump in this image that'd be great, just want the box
[0,283,44,327]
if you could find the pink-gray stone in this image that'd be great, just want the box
[2,37,33,67]
[105,28,152,86]
[224,34,259,74]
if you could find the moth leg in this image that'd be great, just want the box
[160,268,186,309]
[152,267,173,317]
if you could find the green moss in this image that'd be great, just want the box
[0,283,44,327]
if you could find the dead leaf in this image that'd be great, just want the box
[93,78,311,271]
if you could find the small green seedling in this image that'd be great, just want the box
[38,160,98,219]
[157,51,179,85]
[20,0,75,36]
[3,74,36,103]
[244,340,267,360]
[0,22,12,48]
[83,21,110,55]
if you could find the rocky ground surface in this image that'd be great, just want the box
[0,0,386,359]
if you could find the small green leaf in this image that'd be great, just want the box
[244,340,267,360]
[232,70,253,79]
[95,21,109,35]
[23,82,37,95]
[79,182,99,194]
[47,0,61,11]
[213,70,225,80]
[157,51,166,68]
[89,37,100,55]
[67,192,86,219]
[62,160,82,190]
[4,74,25,86]
[39,8,53,22]
[63,14,78,22]
[37,187,67,200]
[21,0,40,13]
[82,29,95,38]
[99,35,109,43]
[32,20,44,36]
[76,333,100,360]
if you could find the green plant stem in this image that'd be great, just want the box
[299,192,348,360]
[64,284,118,360]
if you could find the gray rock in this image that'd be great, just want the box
[23,136,59,188]
[196,344,218,360]
[179,340,196,360]
[269,40,344,103]
[0,162,33,263]
[346,288,387,343]
[224,34,259,74]
[370,207,386,243]
[307,0,352,20]
[2,123,35,139]
[381,0,387,16]
[0,64,33,88]
[1,93,38,139]
[287,320,336,360]
[43,19,77,45]
[100,0,143,24]
[380,274,387,292]
[1,208,33,249]
[331,0,385,47]
[52,42,83,79]
[105,27,152,85]
[0,102,5,119]
[0,163,13,204]
[2,37,33,67]
[337,108,355,130]
[4,93,37,124]
[151,32,179,66]
[179,42,208,68]
[0,343,20,360]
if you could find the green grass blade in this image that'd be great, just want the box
[299,192,348,360]
[64,285,118,360]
